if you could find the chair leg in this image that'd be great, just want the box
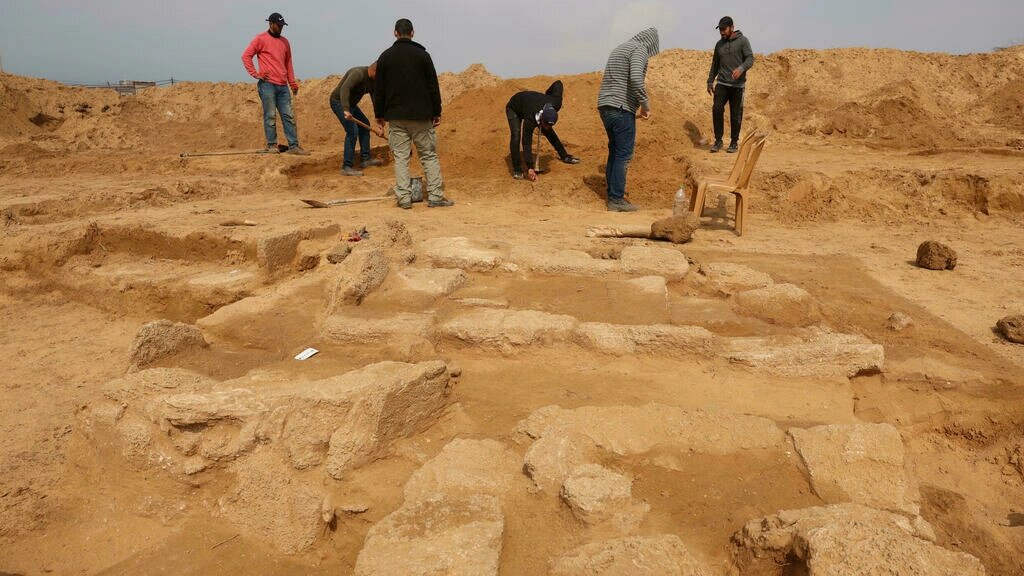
[734,192,746,236]
[691,181,708,216]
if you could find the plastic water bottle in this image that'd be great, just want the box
[673,185,687,216]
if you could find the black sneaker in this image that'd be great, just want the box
[513,171,523,180]
[726,142,738,153]
[606,199,638,212]
[428,198,455,208]
[710,141,723,153]
[561,155,581,164]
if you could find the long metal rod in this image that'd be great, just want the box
[179,149,272,158]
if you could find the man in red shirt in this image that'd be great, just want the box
[241,12,309,155]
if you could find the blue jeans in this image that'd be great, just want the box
[258,80,298,148]
[599,107,636,201]
[330,99,371,168]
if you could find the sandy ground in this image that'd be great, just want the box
[1,46,1023,575]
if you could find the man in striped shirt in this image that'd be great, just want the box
[597,28,659,212]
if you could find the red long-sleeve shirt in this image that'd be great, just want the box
[241,31,298,90]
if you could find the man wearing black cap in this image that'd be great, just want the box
[505,80,580,181]
[707,16,754,154]
[242,12,309,155]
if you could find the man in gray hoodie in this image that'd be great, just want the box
[707,16,754,153]
[597,27,660,212]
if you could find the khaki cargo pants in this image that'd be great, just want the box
[388,119,444,203]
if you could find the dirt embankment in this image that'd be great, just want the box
[1,46,1023,221]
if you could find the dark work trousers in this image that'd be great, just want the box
[712,84,745,145]
[506,105,525,171]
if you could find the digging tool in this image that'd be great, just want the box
[532,130,546,174]
[180,144,288,158]
[301,196,392,209]
[350,116,386,138]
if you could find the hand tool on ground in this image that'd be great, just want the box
[301,196,392,208]
[180,144,288,158]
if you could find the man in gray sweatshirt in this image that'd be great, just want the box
[597,27,660,212]
[707,16,754,153]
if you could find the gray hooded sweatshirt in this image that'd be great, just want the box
[708,30,754,88]
[598,27,660,113]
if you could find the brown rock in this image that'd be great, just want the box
[127,319,208,372]
[886,312,913,331]
[650,213,701,244]
[354,494,503,576]
[996,314,1024,344]
[551,535,712,576]
[789,423,919,514]
[217,454,326,554]
[916,241,957,270]
[733,283,819,327]
[326,243,352,264]
[731,503,985,576]
[560,464,649,531]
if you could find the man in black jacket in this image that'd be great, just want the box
[506,80,580,181]
[707,16,754,153]
[373,18,452,209]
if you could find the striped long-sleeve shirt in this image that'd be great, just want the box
[597,27,660,113]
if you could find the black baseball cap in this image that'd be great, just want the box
[716,16,733,30]
[267,12,287,26]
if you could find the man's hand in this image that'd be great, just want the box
[292,86,299,96]
[526,168,538,182]
[343,110,353,121]
[432,116,441,127]
[639,108,652,120]
[731,68,743,81]
[376,118,387,135]
[707,85,715,97]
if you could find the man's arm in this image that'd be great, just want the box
[285,40,298,92]
[337,71,358,113]
[740,37,754,72]
[424,53,442,121]
[522,122,537,169]
[242,36,262,79]
[372,57,386,119]
[543,128,569,160]
[628,46,651,113]
[707,47,721,93]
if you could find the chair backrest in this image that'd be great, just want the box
[723,129,760,185]
[735,134,768,190]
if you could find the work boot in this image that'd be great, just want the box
[428,198,455,208]
[265,144,281,154]
[285,146,310,156]
[361,157,383,168]
[710,141,723,153]
[513,170,524,180]
[341,166,363,177]
[607,198,638,212]
[726,142,738,153]
[397,198,413,210]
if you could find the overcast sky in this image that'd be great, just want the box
[1,0,1022,83]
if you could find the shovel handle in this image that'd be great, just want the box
[352,117,385,137]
